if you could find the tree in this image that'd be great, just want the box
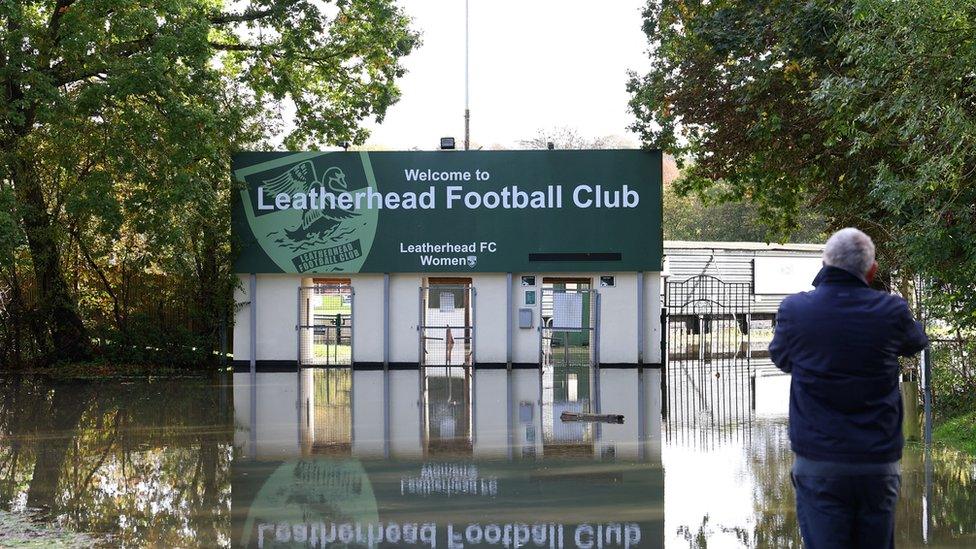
[519,126,637,150]
[664,179,827,243]
[628,0,976,328]
[0,0,418,364]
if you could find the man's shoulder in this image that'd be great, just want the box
[868,288,911,311]
[780,290,815,310]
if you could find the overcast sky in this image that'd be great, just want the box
[363,0,651,150]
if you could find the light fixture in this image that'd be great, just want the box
[440,137,456,150]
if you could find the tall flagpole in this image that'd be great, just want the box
[464,0,470,150]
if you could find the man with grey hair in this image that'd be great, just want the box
[770,227,927,549]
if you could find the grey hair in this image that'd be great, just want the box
[823,228,876,276]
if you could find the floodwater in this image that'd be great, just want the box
[0,368,973,548]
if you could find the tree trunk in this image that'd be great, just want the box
[26,383,94,510]
[195,228,224,364]
[12,154,91,362]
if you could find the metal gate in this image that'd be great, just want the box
[298,284,353,366]
[419,285,475,367]
[540,286,600,448]
[664,275,752,446]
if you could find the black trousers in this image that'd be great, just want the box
[792,473,901,548]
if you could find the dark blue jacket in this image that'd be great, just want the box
[769,266,928,463]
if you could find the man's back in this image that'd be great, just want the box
[769,266,928,463]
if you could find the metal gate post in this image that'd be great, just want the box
[594,292,601,368]
[506,273,513,368]
[296,286,302,368]
[350,287,356,365]
[637,271,644,368]
[418,286,424,368]
[472,287,477,366]
[250,273,257,374]
[383,274,390,370]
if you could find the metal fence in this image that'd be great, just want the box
[920,337,975,427]
[664,275,753,447]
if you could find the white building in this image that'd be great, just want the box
[230,150,666,373]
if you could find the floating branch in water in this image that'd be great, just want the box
[560,412,625,424]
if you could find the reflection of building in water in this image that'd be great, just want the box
[539,278,598,456]
[235,367,662,462]
[422,366,472,456]
[233,367,665,548]
[541,364,594,456]
[300,368,352,455]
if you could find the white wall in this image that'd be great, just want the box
[389,274,422,363]
[471,274,508,363]
[597,272,639,364]
[645,272,663,364]
[511,275,540,364]
[256,275,301,361]
[233,274,251,362]
[235,271,664,367]
[351,275,384,363]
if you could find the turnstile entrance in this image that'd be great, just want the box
[419,279,475,367]
[539,279,600,451]
[298,282,353,366]
[419,278,475,456]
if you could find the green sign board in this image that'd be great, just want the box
[231,150,662,274]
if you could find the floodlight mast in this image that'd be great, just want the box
[464,0,470,151]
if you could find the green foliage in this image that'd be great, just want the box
[934,412,976,456]
[930,339,976,423]
[629,0,976,329]
[0,0,418,366]
[664,181,827,242]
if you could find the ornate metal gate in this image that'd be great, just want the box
[298,284,353,366]
[664,275,752,446]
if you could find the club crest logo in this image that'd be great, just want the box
[466,255,478,268]
[235,152,379,273]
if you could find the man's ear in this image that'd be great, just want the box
[866,261,878,284]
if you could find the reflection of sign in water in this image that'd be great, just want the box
[240,459,380,548]
[401,463,498,498]
[553,293,583,329]
[233,458,663,548]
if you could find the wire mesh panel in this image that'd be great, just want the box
[299,284,353,366]
[420,285,475,367]
[664,275,752,448]
[540,286,599,450]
